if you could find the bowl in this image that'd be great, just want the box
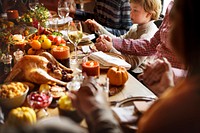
[27,91,53,109]
[0,82,29,109]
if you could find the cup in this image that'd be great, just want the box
[50,18,59,31]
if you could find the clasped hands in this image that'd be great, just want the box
[138,58,175,96]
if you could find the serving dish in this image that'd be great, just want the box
[0,82,29,109]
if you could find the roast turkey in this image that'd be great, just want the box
[4,52,73,86]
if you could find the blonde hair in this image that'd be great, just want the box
[130,0,162,20]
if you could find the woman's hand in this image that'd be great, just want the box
[138,58,175,96]
[95,35,113,52]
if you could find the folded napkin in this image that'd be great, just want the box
[82,34,95,41]
[89,51,131,70]
[112,106,138,124]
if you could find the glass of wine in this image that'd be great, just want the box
[29,0,39,11]
[58,0,70,23]
[67,20,83,64]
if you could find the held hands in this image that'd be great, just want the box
[70,76,109,117]
[138,58,175,96]
[95,35,113,52]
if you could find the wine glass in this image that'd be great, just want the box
[58,0,70,23]
[67,72,84,91]
[27,91,53,119]
[67,20,83,64]
[29,0,39,11]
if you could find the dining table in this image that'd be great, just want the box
[46,70,156,113]
[45,66,156,132]
[0,14,156,132]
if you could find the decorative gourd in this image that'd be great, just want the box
[7,106,37,126]
[58,93,75,111]
[107,66,128,86]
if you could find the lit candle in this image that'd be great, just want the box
[7,10,19,20]
[51,46,70,68]
[82,61,100,76]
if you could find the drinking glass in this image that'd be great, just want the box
[67,20,83,64]
[95,77,110,101]
[58,0,70,23]
[29,0,39,11]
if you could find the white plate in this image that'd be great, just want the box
[49,17,72,26]
[60,30,95,43]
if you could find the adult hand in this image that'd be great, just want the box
[85,19,100,32]
[95,35,113,52]
[138,58,175,96]
[70,76,109,117]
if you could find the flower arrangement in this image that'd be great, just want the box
[18,4,50,28]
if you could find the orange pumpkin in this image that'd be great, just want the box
[107,66,128,86]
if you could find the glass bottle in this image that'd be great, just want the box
[1,54,13,74]
[13,49,24,64]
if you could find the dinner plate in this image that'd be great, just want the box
[60,31,94,44]
[114,96,156,107]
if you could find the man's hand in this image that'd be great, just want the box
[85,19,100,32]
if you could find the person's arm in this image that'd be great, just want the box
[137,58,175,96]
[123,54,147,70]
[70,77,123,133]
[95,28,160,56]
[103,26,129,37]
[85,19,117,38]
[112,28,161,56]
[86,106,122,133]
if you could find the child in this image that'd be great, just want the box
[89,0,162,70]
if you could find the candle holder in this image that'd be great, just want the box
[82,61,100,77]
[51,46,70,68]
